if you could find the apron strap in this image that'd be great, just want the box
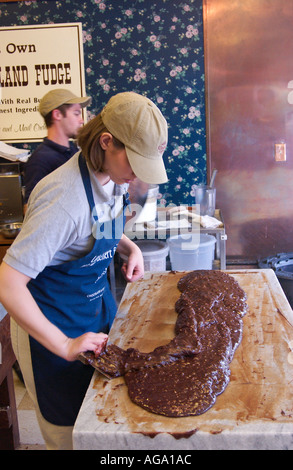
[123,191,131,208]
[79,152,131,220]
[78,152,98,221]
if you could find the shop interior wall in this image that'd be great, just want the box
[0,0,207,208]
[204,0,293,261]
[3,0,290,262]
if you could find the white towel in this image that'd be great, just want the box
[167,206,222,229]
[0,141,31,162]
[156,219,191,229]
[199,215,222,229]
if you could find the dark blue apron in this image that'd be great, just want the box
[28,153,129,426]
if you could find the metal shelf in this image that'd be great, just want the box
[124,208,227,270]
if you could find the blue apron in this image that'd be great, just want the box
[28,153,129,426]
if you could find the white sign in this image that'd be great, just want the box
[0,23,87,143]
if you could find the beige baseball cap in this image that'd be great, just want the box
[101,92,168,184]
[39,89,91,117]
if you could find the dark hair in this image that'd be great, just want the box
[44,103,72,128]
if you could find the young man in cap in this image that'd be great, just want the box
[0,91,168,450]
[24,89,91,207]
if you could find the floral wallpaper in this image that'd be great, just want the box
[0,0,207,207]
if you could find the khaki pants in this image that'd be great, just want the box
[11,318,74,450]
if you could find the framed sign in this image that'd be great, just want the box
[0,23,87,143]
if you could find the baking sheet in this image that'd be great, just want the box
[73,269,293,450]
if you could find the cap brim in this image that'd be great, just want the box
[126,147,168,184]
[66,96,92,108]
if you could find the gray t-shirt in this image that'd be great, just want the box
[4,151,128,279]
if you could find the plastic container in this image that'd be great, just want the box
[258,253,293,308]
[194,185,216,216]
[134,240,169,272]
[136,185,159,223]
[167,233,216,271]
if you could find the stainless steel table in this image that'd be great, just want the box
[124,207,227,269]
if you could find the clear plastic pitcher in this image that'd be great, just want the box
[194,185,216,216]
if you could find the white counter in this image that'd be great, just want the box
[73,269,293,450]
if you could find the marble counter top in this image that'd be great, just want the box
[73,269,293,450]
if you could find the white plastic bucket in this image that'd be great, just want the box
[167,233,216,270]
[134,240,169,272]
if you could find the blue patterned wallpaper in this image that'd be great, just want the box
[0,0,206,206]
